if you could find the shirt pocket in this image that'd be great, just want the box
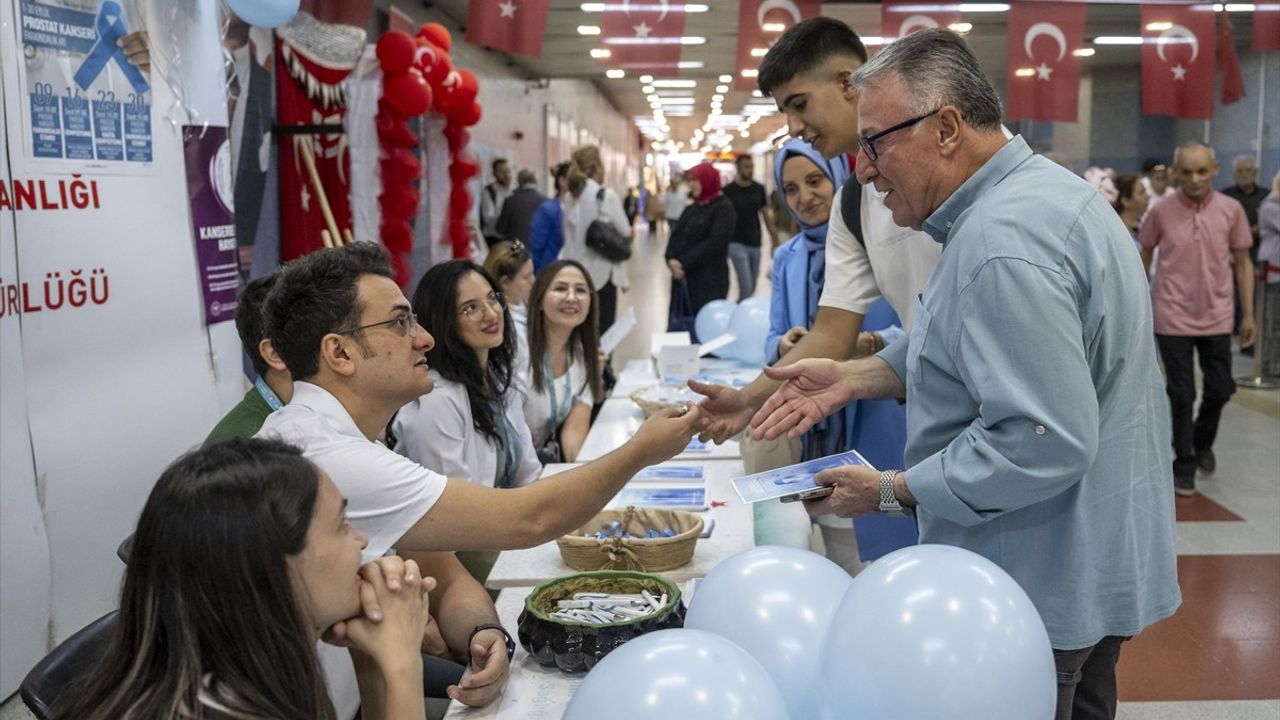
[906,297,933,388]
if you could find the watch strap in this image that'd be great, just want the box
[879,469,905,515]
[469,623,516,662]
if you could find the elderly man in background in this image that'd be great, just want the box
[750,29,1180,720]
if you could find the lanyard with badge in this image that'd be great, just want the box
[537,354,574,464]
[494,398,520,488]
[254,376,283,411]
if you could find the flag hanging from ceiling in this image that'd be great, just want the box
[735,0,820,91]
[1254,2,1280,51]
[1140,4,1216,120]
[466,0,553,58]
[881,1,961,41]
[1004,2,1086,122]
[601,1,689,76]
[1217,11,1246,105]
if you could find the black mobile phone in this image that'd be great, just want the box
[779,485,834,503]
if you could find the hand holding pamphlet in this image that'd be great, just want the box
[730,450,876,504]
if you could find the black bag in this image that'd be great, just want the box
[586,188,633,262]
[668,279,696,335]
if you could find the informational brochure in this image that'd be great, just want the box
[731,449,876,504]
[600,306,636,355]
[609,486,707,511]
[633,464,705,483]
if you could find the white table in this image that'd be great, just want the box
[610,357,763,400]
[485,459,753,589]
[576,398,741,461]
[443,581,700,719]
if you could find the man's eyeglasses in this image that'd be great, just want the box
[336,313,417,338]
[858,108,941,162]
[458,291,505,321]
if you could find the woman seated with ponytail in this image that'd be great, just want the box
[52,437,432,720]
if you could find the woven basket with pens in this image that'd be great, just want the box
[629,383,709,419]
[556,506,703,572]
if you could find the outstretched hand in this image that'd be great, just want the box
[688,379,753,444]
[750,359,856,441]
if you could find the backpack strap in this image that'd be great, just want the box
[597,187,607,202]
[839,177,865,249]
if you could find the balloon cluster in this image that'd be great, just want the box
[564,545,1057,720]
[693,298,772,365]
[374,23,483,284]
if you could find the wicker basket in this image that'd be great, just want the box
[556,506,703,572]
[629,383,706,419]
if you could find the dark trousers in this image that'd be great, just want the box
[1054,636,1126,720]
[1156,334,1235,480]
[598,279,618,334]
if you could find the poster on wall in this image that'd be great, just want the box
[14,0,153,170]
[183,125,238,325]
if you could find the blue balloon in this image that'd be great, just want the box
[685,546,852,720]
[694,299,735,345]
[563,629,790,720]
[728,296,771,365]
[226,0,299,28]
[817,544,1056,720]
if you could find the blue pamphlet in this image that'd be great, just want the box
[634,465,705,482]
[730,450,876,504]
[609,486,707,511]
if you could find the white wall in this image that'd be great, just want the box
[0,0,241,694]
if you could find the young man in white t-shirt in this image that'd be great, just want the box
[692,17,941,442]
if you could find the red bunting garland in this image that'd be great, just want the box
[375,23,483,285]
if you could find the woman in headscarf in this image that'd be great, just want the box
[665,162,736,315]
[762,138,913,573]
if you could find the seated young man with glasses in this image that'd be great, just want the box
[256,242,700,718]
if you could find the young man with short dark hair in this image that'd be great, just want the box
[722,154,777,298]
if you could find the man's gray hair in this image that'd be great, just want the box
[849,28,1002,132]
[1173,140,1216,165]
[1232,154,1257,170]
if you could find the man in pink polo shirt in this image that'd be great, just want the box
[1140,140,1255,497]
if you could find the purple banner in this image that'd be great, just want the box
[183,125,237,325]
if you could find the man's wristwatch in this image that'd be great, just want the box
[879,470,906,516]
[469,623,516,662]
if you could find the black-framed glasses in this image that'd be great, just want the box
[858,108,941,162]
[458,291,505,321]
[336,313,417,338]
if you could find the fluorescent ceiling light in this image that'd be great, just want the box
[581,3,709,11]
[750,47,768,57]
[678,61,705,69]
[716,84,729,93]
[591,48,611,58]
[1072,48,1096,57]
[652,79,697,88]
[653,97,696,105]
[719,74,732,82]
[959,3,1010,10]
[1145,21,1172,31]
[711,94,724,102]
[1218,4,1255,10]
[642,85,655,94]
[949,22,973,32]
[1093,36,1144,45]
[606,69,625,78]
[741,69,759,78]
[639,75,654,83]
[762,22,786,32]
[1013,67,1036,77]
[603,36,706,45]
[861,36,888,46]
[578,25,600,35]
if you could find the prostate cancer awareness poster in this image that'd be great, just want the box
[15,0,154,171]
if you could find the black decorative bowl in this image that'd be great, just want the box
[516,571,685,673]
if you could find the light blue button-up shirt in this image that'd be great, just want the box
[879,136,1181,649]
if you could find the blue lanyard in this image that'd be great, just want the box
[254,376,283,411]
[542,354,573,432]
[494,399,520,488]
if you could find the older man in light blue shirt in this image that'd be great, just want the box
[750,29,1179,720]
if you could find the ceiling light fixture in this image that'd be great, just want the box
[1072,48,1096,57]
[606,69,625,78]
[677,61,705,69]
[1093,36,1144,45]
[1013,67,1036,77]
[716,84,729,93]
[719,74,732,82]
[762,22,786,32]
[591,48,611,58]
[580,3,709,11]
[959,3,1010,11]
[651,79,697,88]
[577,25,600,35]
[640,75,654,83]
[949,22,973,32]
[741,69,758,78]
[750,47,768,57]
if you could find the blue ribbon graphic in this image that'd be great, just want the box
[73,1,149,95]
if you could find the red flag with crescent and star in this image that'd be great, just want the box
[880,1,960,42]
[1253,1,1280,51]
[466,0,553,59]
[734,0,820,91]
[602,0,688,76]
[1004,2,1086,122]
[1141,4,1216,120]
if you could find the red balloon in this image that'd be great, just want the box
[383,71,432,117]
[443,124,470,150]
[376,115,417,148]
[455,69,479,102]
[457,100,482,127]
[418,22,452,52]
[381,187,421,218]
[376,31,415,75]
[413,38,452,87]
[449,158,478,182]
[449,186,472,215]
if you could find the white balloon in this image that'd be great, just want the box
[818,544,1056,720]
[225,0,299,29]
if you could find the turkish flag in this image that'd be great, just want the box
[1141,4,1215,120]
[735,0,820,91]
[466,0,552,59]
[1218,12,1246,104]
[881,1,961,41]
[1255,2,1280,51]
[602,1,688,76]
[1004,2,1085,122]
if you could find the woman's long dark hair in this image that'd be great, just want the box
[413,260,517,444]
[527,259,603,401]
[51,438,335,720]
